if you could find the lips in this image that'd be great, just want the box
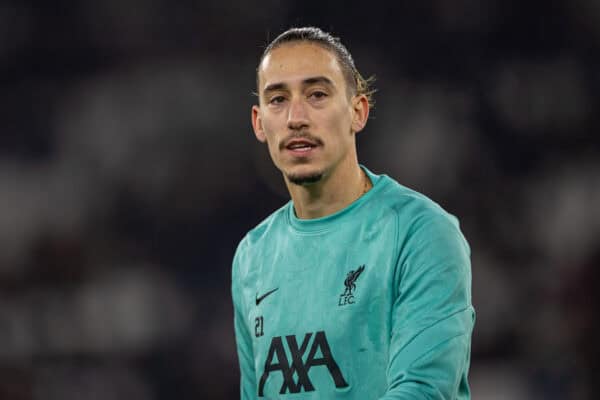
[285,139,318,151]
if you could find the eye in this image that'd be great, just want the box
[269,95,286,105]
[309,91,328,100]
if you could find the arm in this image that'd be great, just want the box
[380,213,475,399]
[232,249,257,399]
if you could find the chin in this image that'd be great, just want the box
[285,166,325,186]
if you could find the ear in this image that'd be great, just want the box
[251,105,267,142]
[351,94,370,134]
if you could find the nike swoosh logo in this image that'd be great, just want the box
[256,288,279,306]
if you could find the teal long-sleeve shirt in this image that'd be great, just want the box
[232,167,475,399]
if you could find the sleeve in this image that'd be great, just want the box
[379,212,475,400]
[232,244,258,399]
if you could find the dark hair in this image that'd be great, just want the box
[257,27,375,108]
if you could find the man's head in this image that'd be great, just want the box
[252,27,374,186]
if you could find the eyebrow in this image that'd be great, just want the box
[263,76,335,95]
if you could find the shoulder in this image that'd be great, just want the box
[369,175,469,263]
[232,202,290,273]
[241,202,290,247]
[372,174,461,232]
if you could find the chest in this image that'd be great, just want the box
[240,225,400,397]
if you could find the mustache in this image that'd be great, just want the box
[279,132,323,150]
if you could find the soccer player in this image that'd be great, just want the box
[232,27,475,399]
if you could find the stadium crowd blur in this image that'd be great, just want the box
[1,1,598,399]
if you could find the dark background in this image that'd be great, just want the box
[1,1,598,399]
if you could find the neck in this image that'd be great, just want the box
[286,158,371,220]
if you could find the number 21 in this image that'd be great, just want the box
[255,316,264,337]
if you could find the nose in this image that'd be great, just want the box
[287,97,309,130]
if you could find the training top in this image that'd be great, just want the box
[232,166,475,399]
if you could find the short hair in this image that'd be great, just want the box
[256,27,376,108]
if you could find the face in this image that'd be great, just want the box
[252,42,369,186]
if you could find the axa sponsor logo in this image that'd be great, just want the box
[258,331,348,396]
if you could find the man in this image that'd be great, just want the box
[232,27,475,399]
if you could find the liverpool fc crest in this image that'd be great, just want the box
[338,265,365,306]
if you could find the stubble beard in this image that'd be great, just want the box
[286,170,324,186]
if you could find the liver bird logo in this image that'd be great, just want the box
[341,265,365,296]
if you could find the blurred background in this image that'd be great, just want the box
[1,0,598,399]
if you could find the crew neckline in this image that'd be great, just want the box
[286,166,385,234]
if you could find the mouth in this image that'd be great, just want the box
[283,138,321,156]
[286,140,317,151]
